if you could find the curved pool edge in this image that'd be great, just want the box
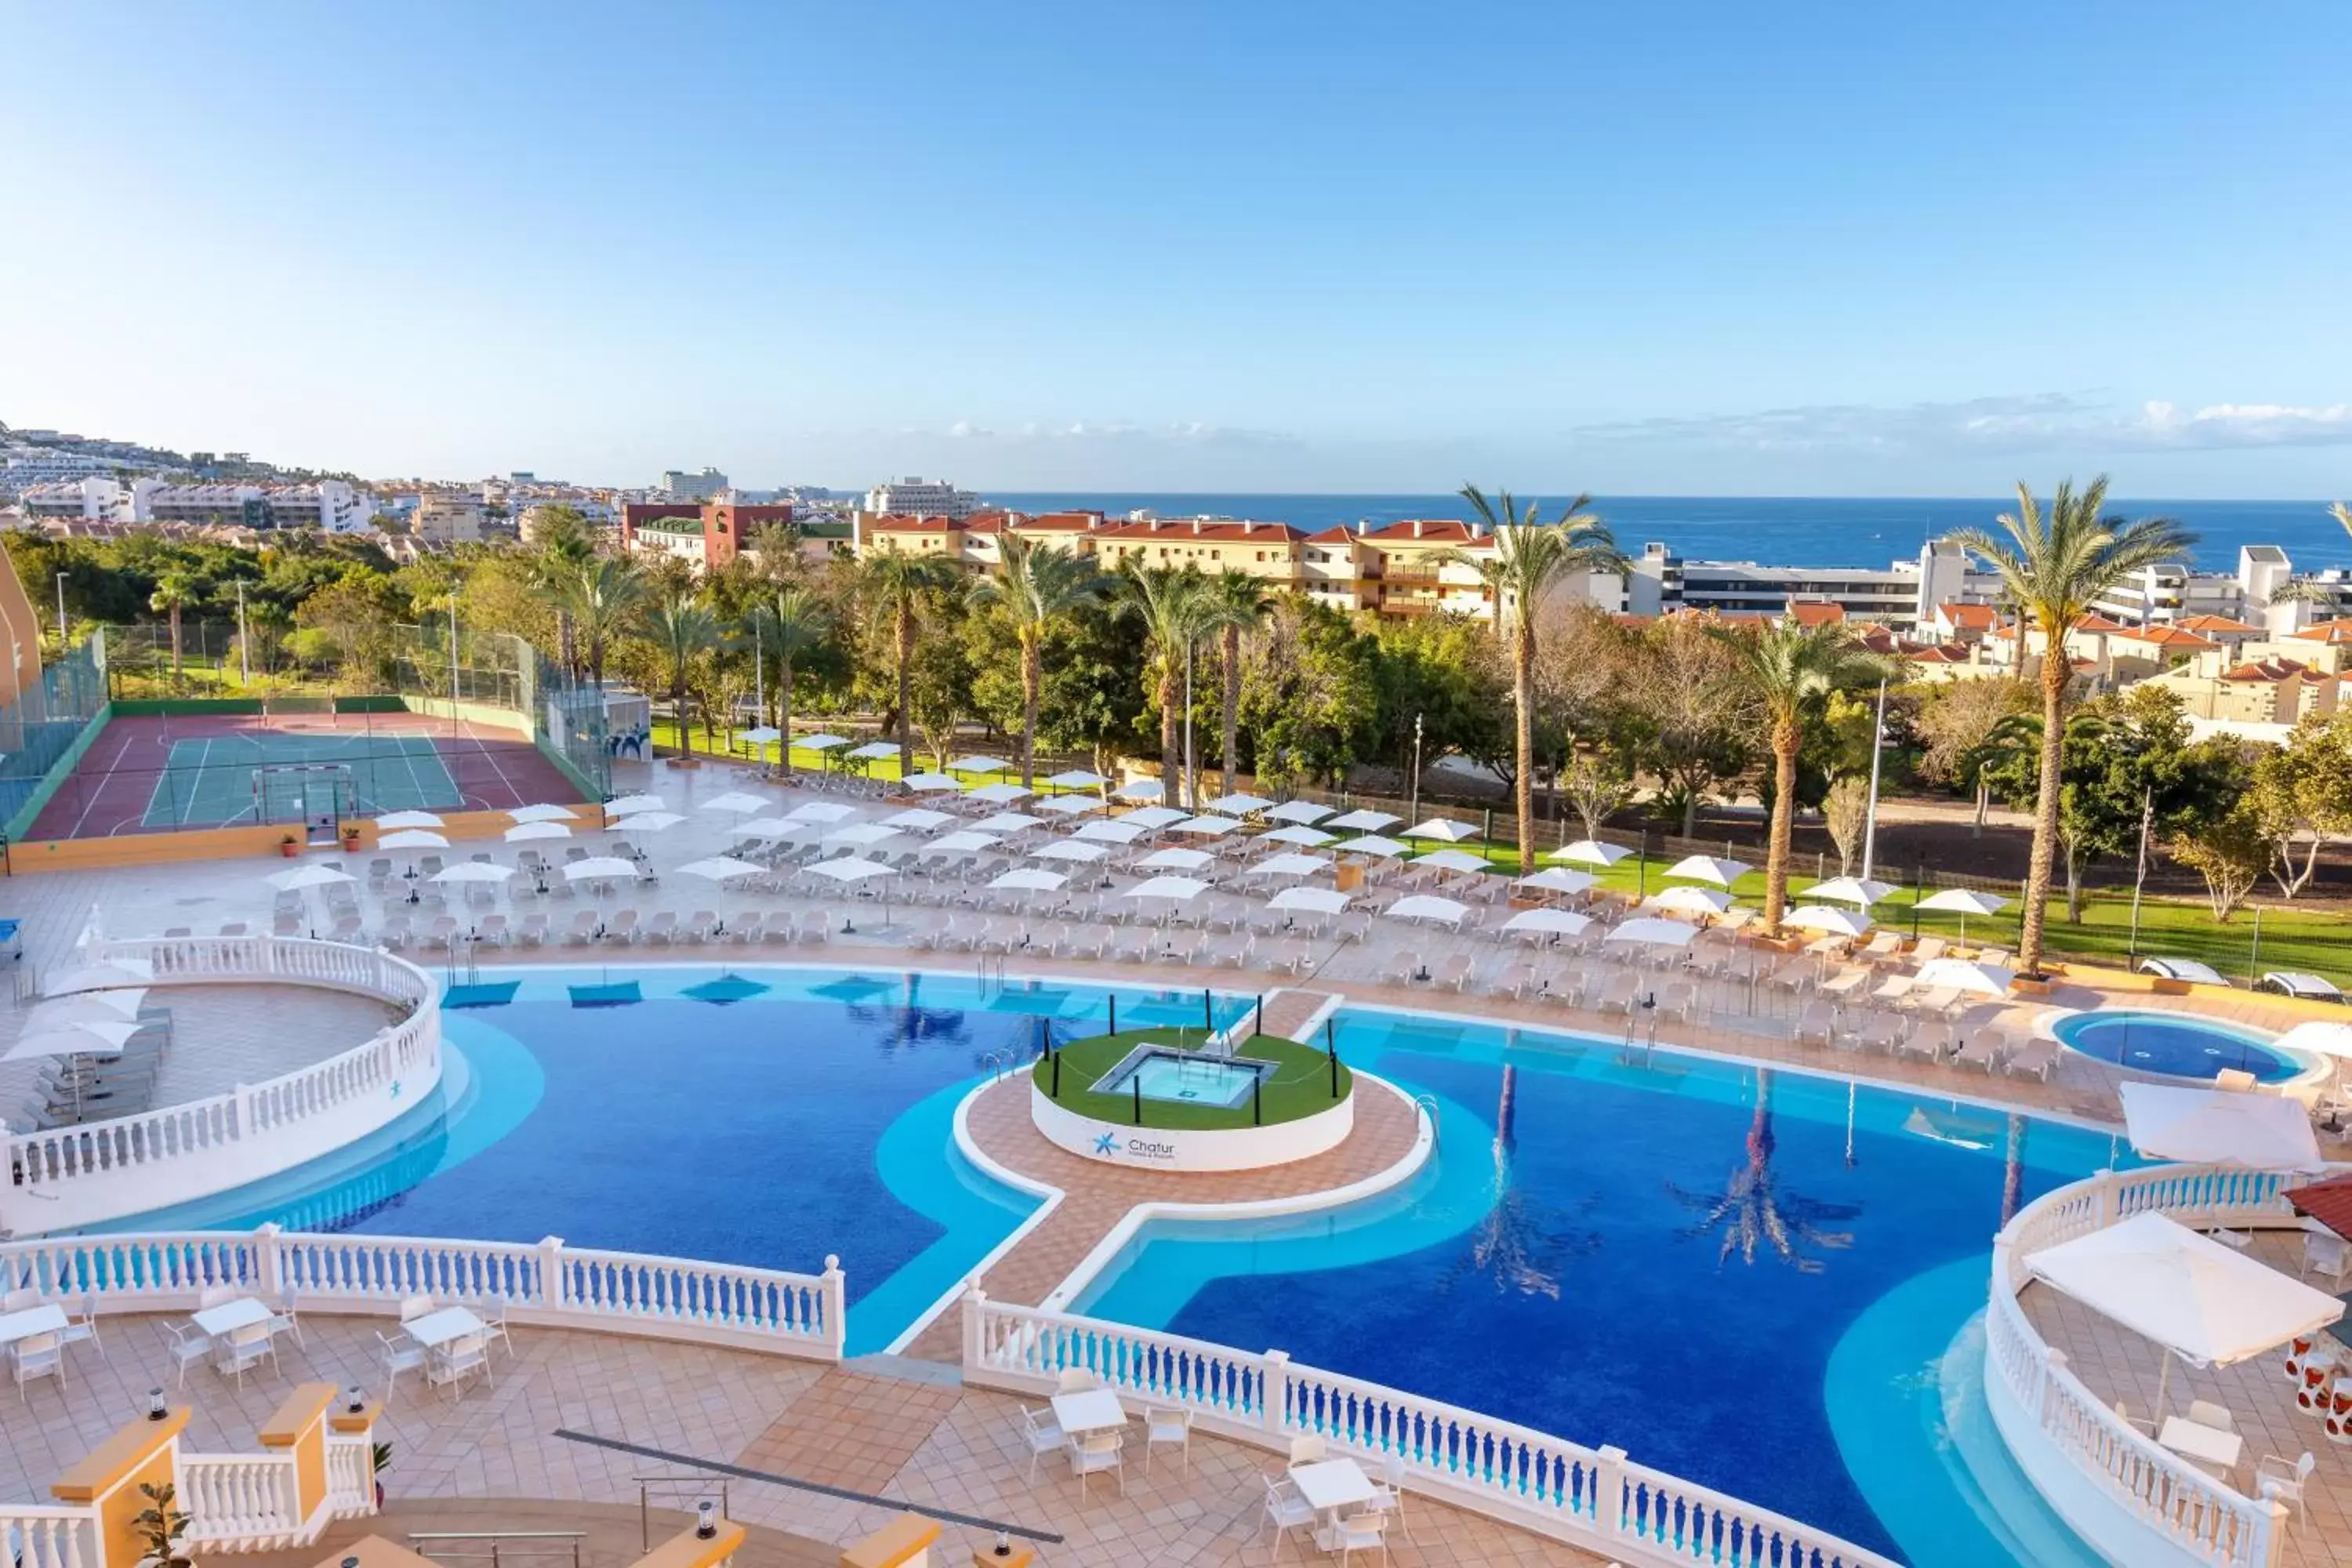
[2038,1004,2323,1091]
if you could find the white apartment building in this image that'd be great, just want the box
[659,467,730,499]
[2085,546,2294,629]
[19,478,123,520]
[412,492,486,544]
[1622,540,1981,629]
[2,448,119,488]
[863,477,981,521]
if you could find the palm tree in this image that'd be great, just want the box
[750,585,830,779]
[559,557,648,691]
[1710,620,1889,930]
[1947,477,2194,971]
[1455,485,1625,873]
[1203,570,1273,797]
[531,509,599,677]
[149,572,200,681]
[1117,565,1212,808]
[644,588,720,760]
[858,550,960,776]
[1668,1069,1861,1274]
[970,535,1102,787]
[2263,502,2352,611]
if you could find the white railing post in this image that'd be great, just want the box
[2256,1497,2290,1568]
[255,1224,283,1298]
[232,1082,255,1138]
[2038,1348,2066,1425]
[536,1235,567,1310]
[1261,1348,1290,1436]
[962,1286,987,1370]
[820,1254,845,1356]
[2091,1168,2116,1228]
[1595,1445,1628,1541]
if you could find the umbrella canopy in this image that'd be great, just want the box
[736,726,782,746]
[1122,875,1209,902]
[902,772,963,792]
[269,862,356,891]
[674,856,764,881]
[1170,814,1243,836]
[1114,779,1166,802]
[431,862,515,884]
[1404,817,1479,843]
[1139,846,1213,871]
[2027,1210,2343,1369]
[1032,839,1108,863]
[1606,918,1701,949]
[1045,769,1109,789]
[507,803,579,824]
[1647,886,1736,917]
[1203,792,1275,815]
[1917,887,2009,916]
[503,822,573,843]
[1413,849,1490,873]
[1386,894,1468,927]
[1075,818,1149,844]
[785,800,858,823]
[1033,794,1102,816]
[42,960,154,995]
[2118,1082,2322,1169]
[1807,877,1896,907]
[804,855,899,883]
[1915,957,2016,996]
[925,831,1004,855]
[971,811,1045,833]
[376,810,446,830]
[1261,824,1336,847]
[2268,1021,2352,1061]
[1117,806,1187,829]
[602,793,671,816]
[1245,853,1332,879]
[991,867,1068,892]
[1663,854,1750,887]
[825,822,902,847]
[1782,905,1872,938]
[379,829,449,850]
[880,808,955,833]
[967,782,1034,804]
[794,733,851,751]
[612,811,684,834]
[1269,887,1350,914]
[1549,839,1633,868]
[946,754,1013,775]
[1,1020,144,1063]
[1325,808,1401,832]
[697,791,770,815]
[1334,834,1409,857]
[1504,907,1593,938]
[564,855,639,881]
[31,988,145,1022]
[1515,868,1598,896]
[1265,800,1335,825]
[731,816,812,840]
[846,740,902,760]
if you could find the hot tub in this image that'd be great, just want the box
[2049,1010,2302,1084]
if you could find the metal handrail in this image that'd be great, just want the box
[408,1530,586,1568]
[634,1473,731,1552]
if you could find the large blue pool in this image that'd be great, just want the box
[2050,1008,2300,1083]
[109,966,2124,1567]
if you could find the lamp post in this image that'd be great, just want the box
[1410,713,1424,823]
[1182,634,1196,811]
[54,572,67,650]
[1859,676,1889,883]
[235,579,250,686]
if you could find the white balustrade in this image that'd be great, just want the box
[323,1434,376,1516]
[961,1291,1896,1568]
[1,936,444,1235]
[0,1507,100,1568]
[179,1453,304,1548]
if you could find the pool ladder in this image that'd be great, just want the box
[1414,1093,1440,1150]
[978,1048,1017,1083]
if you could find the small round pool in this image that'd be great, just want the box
[2051,1010,2303,1083]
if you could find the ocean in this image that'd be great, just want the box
[986,493,2343,573]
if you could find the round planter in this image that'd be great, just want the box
[1029,1081,1354,1173]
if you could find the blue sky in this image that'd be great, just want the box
[2,2,2347,496]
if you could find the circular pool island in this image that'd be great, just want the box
[1029,1029,1355,1172]
[2049,1008,2305,1083]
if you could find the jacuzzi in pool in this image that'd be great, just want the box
[2049,1009,2303,1083]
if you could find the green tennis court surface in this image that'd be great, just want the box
[141,734,463,828]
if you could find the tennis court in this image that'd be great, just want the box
[139,733,465,829]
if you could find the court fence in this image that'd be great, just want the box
[0,637,112,840]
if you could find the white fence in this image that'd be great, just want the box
[961,1290,1898,1568]
[0,1225,845,1360]
[2,935,445,1236]
[1986,1163,2321,1568]
[0,1508,100,1568]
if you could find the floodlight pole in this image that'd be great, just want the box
[1410,713,1424,823]
[234,579,249,686]
[1182,637,1196,811]
[2127,787,2153,960]
[1859,677,1889,883]
[55,572,68,651]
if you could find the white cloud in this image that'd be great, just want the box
[1569,394,2352,455]
[942,419,1300,449]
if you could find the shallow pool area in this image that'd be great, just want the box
[2050,1008,2301,1083]
[1098,1047,1269,1107]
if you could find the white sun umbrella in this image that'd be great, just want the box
[1044,768,1109,789]
[902,771,962,792]
[431,862,515,884]
[846,740,902,760]
[505,821,573,843]
[2118,1083,2322,1170]
[804,855,899,883]
[612,811,684,835]
[1269,886,1350,916]
[971,811,1044,833]
[1515,867,1598,896]
[880,807,955,833]
[1139,846,1213,871]
[1386,893,1469,928]
[924,831,1002,855]
[1504,906,1594,938]
[1414,849,1490,874]
[793,733,851,752]
[379,829,449,850]
[1916,887,2011,945]
[1326,808,1400,832]
[967,782,1034,805]
[1261,823,1337,847]
[602,793,671,817]
[31,988,145,1023]
[1265,799,1335,825]
[1122,875,1209,902]
[2272,1021,2352,1062]
[1203,792,1275,815]
[564,855,638,881]
[1808,876,1896,907]
[698,791,770,815]
[376,810,445,830]
[1034,793,1102,816]
[1549,839,1632,868]
[1664,854,1750,887]
[1915,957,2016,996]
[1032,838,1108,863]
[42,960,153,995]
[1247,853,1333,879]
[731,816,811,840]
[1404,817,1479,844]
[1075,818,1149,844]
[737,726,783,747]
[1334,833,1410,857]
[946,755,1012,775]
[1606,917,1702,949]
[674,856,764,881]
[785,800,858,823]
[2,1019,144,1064]
[1647,886,1736,918]
[507,803,579,824]
[1117,805,1186,829]
[991,867,1069,892]
[825,822,902,848]
[1783,905,1872,938]
[1114,779,1166,802]
[268,862,355,892]
[1170,814,1243,835]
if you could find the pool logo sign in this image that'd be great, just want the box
[1092,1131,1119,1156]
[1089,1129,1181,1163]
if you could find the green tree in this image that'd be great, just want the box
[1116,564,1214,807]
[559,557,649,690]
[858,550,961,775]
[750,585,831,779]
[1204,569,1274,796]
[969,535,1102,786]
[644,588,719,760]
[1621,613,1757,837]
[531,507,599,676]
[1946,478,2194,970]
[1238,597,1382,790]
[149,570,202,679]
[1917,677,2036,833]
[2243,710,2352,898]
[2169,806,2271,923]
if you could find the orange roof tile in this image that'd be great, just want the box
[1937,601,1999,630]
[1356,519,1486,545]
[2220,657,2310,683]
[2176,613,2263,635]
[2113,626,2220,650]
[1304,525,1356,545]
[2292,619,2352,644]
[867,514,961,532]
[1784,601,1847,626]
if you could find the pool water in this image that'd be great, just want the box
[2051,1009,2300,1083]
[1106,1051,1265,1107]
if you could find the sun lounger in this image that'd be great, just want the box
[516,913,549,949]
[724,912,762,946]
[1795,1000,1839,1044]
[1433,954,1475,993]
[1854,1012,1904,1054]
[1867,975,1914,1008]
[604,909,640,945]
[640,911,677,946]
[1911,938,1949,964]
[1897,1020,1952,1063]
[1951,1029,2010,1072]
[1857,931,1904,964]
[1592,971,1642,1014]
[1904,984,1963,1016]
[1493,963,1537,1000]
[2003,1039,2057,1081]
[1817,967,1870,1000]
[681,910,717,944]
[561,911,599,947]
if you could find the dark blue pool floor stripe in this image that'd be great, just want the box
[550,1429,1063,1544]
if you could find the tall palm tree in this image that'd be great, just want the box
[1117,564,1212,808]
[969,534,1102,787]
[1947,477,2194,971]
[149,572,200,680]
[858,550,960,776]
[1709,620,1889,931]
[1203,570,1273,797]
[531,509,599,677]
[1455,485,1625,873]
[645,588,719,760]
[750,585,831,780]
[560,557,648,691]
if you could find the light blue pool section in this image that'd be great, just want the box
[2051,1008,2300,1083]
[1102,1050,1267,1108]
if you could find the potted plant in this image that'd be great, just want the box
[342,824,363,852]
[278,833,302,858]
[132,1481,191,1568]
[372,1440,394,1508]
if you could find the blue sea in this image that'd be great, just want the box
[989,493,2340,572]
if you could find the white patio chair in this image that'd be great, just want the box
[13,1331,66,1401]
[1260,1475,1316,1559]
[2256,1451,2315,1520]
[59,1295,103,1361]
[1367,1451,1414,1541]
[377,1329,427,1403]
[1020,1406,1063,1483]
[214,1321,277,1389]
[475,1298,513,1359]
[159,1321,210,1388]
[430,1334,494,1403]
[1142,1405,1192,1475]
[1055,1367,1099,1393]
[399,1294,435,1322]
[2301,1231,2352,1288]
[268,1288,303,1349]
[1287,1432,1327,1465]
[1065,1428,1124,1498]
[1316,1508,1391,1565]
[197,1283,238,1311]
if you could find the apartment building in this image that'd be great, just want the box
[19,478,123,520]
[1623,541,1967,629]
[862,477,982,521]
[412,491,487,544]
[620,500,793,572]
[658,466,730,499]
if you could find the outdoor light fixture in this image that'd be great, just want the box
[695,1501,717,1540]
[347,1385,365,1414]
[147,1388,167,1421]
[993,1531,1013,1557]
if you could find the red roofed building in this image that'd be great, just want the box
[2145,653,2341,727]
[620,499,791,572]
[1783,600,1847,628]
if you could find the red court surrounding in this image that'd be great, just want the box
[27,711,589,840]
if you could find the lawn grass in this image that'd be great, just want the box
[1030,1028,1351,1131]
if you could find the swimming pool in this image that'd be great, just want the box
[1098,1047,1268,1107]
[2049,1008,2301,1083]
